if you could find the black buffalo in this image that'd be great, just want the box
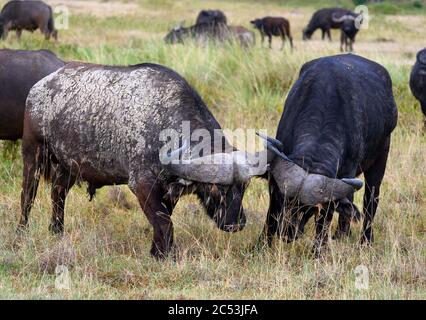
[259,54,398,256]
[196,9,227,26]
[0,49,64,141]
[303,8,356,41]
[409,48,426,128]
[0,0,58,40]
[21,62,266,258]
[332,14,362,52]
[250,16,293,50]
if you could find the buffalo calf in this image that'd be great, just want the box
[250,16,293,50]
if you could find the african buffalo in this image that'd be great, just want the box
[196,9,227,26]
[0,49,64,141]
[21,62,267,258]
[164,23,254,47]
[332,14,362,52]
[409,48,426,128]
[250,16,293,50]
[0,0,58,40]
[258,54,398,256]
[303,8,356,41]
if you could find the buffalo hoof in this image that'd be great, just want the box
[49,223,64,236]
[250,237,272,253]
[332,229,351,240]
[311,243,330,259]
[359,235,374,247]
[150,243,175,260]
[16,223,28,235]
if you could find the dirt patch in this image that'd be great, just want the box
[48,0,140,17]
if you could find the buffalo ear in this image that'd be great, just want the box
[417,49,426,65]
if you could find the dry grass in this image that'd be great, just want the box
[0,0,425,299]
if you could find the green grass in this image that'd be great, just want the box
[0,0,425,299]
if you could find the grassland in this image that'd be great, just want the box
[0,0,425,299]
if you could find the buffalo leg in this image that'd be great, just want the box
[361,139,390,245]
[257,179,284,247]
[326,29,332,41]
[280,34,285,50]
[260,33,265,47]
[421,102,426,129]
[287,31,294,49]
[268,35,272,49]
[313,202,335,257]
[16,29,22,40]
[321,29,325,40]
[340,33,345,52]
[132,179,174,258]
[18,142,43,231]
[333,193,356,239]
[40,22,51,40]
[49,164,76,235]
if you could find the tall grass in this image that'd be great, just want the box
[0,0,425,299]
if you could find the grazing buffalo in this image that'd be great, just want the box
[0,49,64,141]
[0,0,58,40]
[21,62,267,258]
[229,25,256,47]
[258,54,397,256]
[303,8,356,41]
[332,14,361,52]
[250,16,293,50]
[409,48,426,128]
[196,9,227,26]
[164,23,254,47]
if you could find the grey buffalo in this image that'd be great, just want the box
[21,62,266,258]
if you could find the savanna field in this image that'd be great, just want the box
[0,0,425,299]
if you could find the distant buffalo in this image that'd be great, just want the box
[164,22,255,48]
[0,0,58,40]
[259,54,398,256]
[410,48,426,128]
[332,14,362,52]
[303,8,357,41]
[196,9,227,26]
[0,49,64,141]
[250,16,293,50]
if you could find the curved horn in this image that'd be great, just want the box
[417,49,426,65]
[160,140,189,164]
[341,178,363,190]
[271,159,363,205]
[256,131,283,149]
[165,149,268,185]
[256,132,292,162]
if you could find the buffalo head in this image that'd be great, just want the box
[161,141,268,232]
[164,21,186,44]
[302,27,313,40]
[257,132,363,206]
